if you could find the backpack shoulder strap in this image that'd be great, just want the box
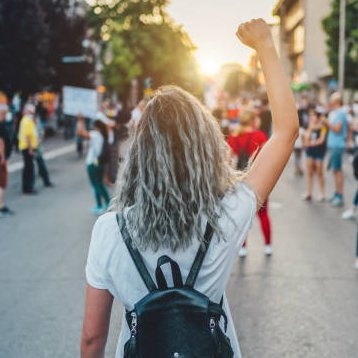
[116,213,157,292]
[185,222,214,288]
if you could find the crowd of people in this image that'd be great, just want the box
[0,95,55,218]
[0,87,149,218]
[1,86,357,269]
[212,91,358,268]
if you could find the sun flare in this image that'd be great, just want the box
[198,57,221,76]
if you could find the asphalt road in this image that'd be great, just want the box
[0,143,357,358]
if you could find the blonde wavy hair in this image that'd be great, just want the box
[113,86,242,252]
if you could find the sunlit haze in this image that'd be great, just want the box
[168,0,277,73]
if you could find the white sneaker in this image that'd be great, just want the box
[342,209,356,220]
[264,245,273,256]
[238,247,248,258]
[354,258,358,270]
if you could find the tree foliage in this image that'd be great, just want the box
[0,0,50,96]
[0,0,91,97]
[322,0,358,89]
[40,0,93,90]
[224,69,258,98]
[87,0,202,98]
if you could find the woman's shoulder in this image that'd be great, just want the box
[90,212,120,251]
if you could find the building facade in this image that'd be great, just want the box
[273,0,332,101]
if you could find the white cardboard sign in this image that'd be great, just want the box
[63,86,98,119]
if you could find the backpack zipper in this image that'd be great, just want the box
[209,317,216,333]
[130,312,137,337]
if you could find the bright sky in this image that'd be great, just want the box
[168,0,277,74]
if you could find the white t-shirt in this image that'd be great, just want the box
[86,183,257,357]
[86,130,104,165]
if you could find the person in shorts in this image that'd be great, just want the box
[0,104,14,216]
[302,107,327,202]
[324,92,348,207]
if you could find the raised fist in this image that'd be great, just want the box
[236,18,273,51]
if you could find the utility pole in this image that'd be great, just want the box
[338,0,346,94]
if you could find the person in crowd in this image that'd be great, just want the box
[18,104,38,194]
[293,99,310,176]
[212,108,230,139]
[96,104,117,184]
[342,103,358,220]
[0,104,14,216]
[324,92,348,207]
[35,147,54,189]
[302,107,327,202]
[348,152,358,269]
[36,100,48,138]
[258,97,272,137]
[128,99,148,131]
[77,114,111,215]
[228,110,272,257]
[81,19,298,357]
[293,122,305,176]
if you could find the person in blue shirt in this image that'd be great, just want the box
[324,92,348,207]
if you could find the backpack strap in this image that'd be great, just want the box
[155,255,184,289]
[116,213,157,292]
[185,222,214,288]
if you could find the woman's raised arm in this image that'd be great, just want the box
[236,19,299,203]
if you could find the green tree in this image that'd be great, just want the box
[0,0,50,96]
[322,0,358,89]
[88,0,202,99]
[224,68,258,98]
[40,0,93,90]
[0,0,93,96]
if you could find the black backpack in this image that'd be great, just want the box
[116,214,234,358]
[236,133,253,171]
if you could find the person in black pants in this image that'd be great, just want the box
[22,149,35,193]
[18,105,38,194]
[35,148,53,187]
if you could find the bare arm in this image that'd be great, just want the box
[236,19,299,203]
[0,138,5,164]
[81,285,114,358]
[77,115,91,139]
[311,127,327,146]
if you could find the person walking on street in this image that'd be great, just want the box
[128,99,147,132]
[96,107,117,184]
[258,97,272,137]
[81,19,298,358]
[77,114,111,215]
[324,92,348,207]
[228,110,272,257]
[302,107,327,202]
[34,109,54,188]
[18,104,38,194]
[0,104,14,216]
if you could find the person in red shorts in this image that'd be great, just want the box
[228,110,272,257]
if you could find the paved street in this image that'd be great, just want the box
[0,140,357,358]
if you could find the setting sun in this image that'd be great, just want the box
[197,57,222,76]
